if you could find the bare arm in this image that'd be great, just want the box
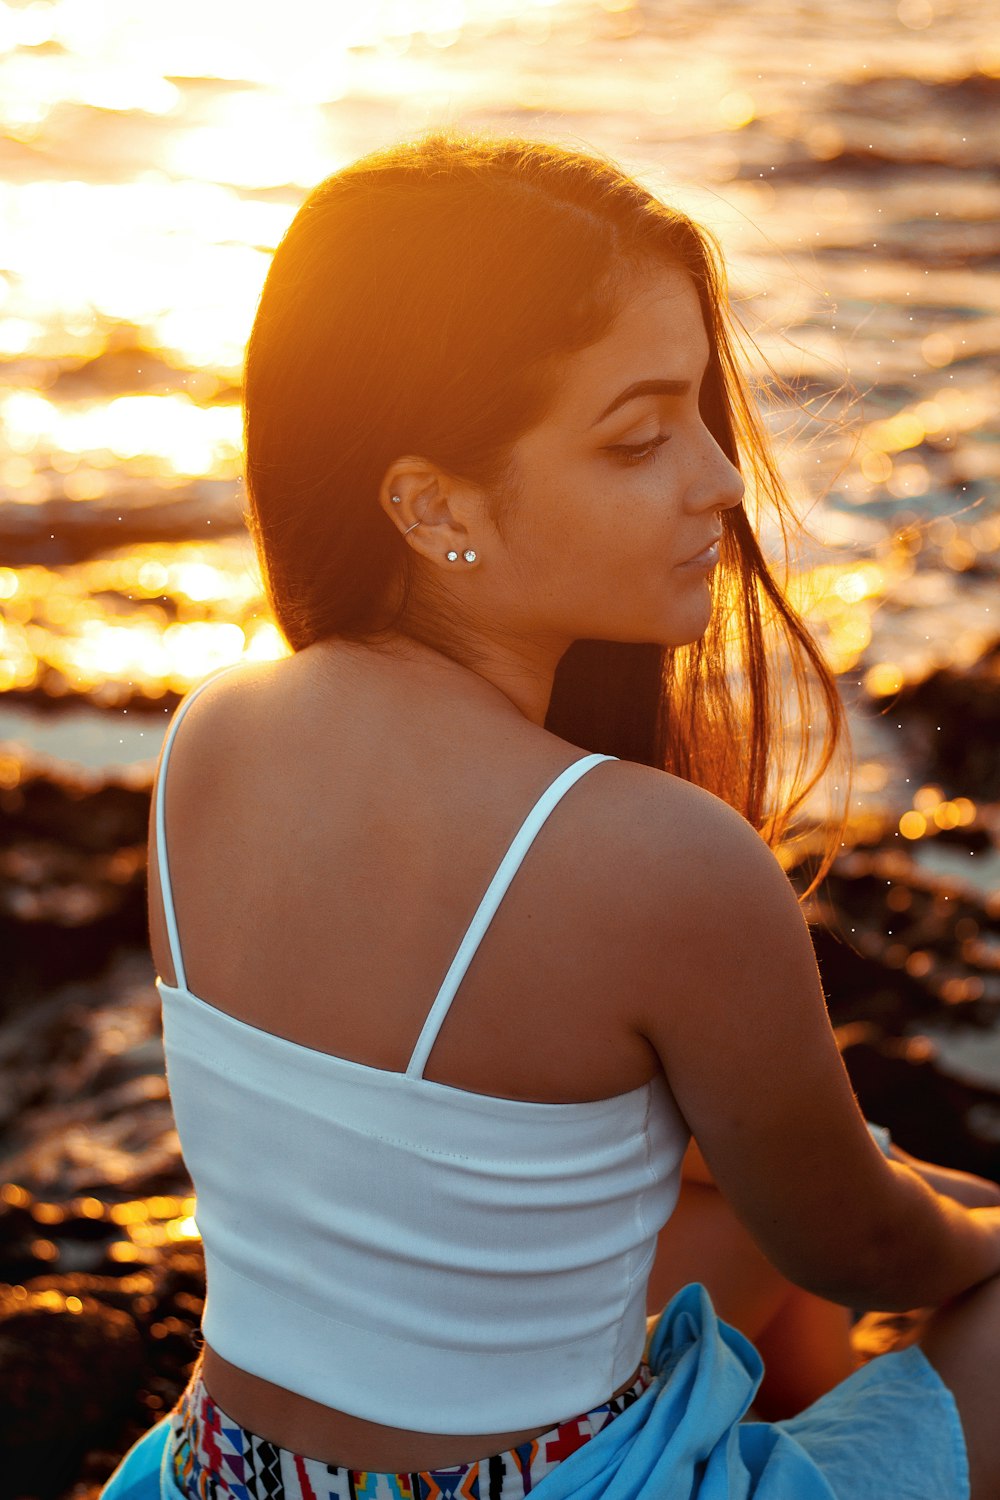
[685,1132,1000,1210]
[630,773,1000,1313]
[887,1145,1000,1211]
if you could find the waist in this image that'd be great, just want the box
[184,1343,652,1478]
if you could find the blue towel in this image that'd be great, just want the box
[99,1283,968,1500]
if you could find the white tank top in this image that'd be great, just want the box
[155,665,689,1433]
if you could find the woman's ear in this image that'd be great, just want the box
[379,460,482,567]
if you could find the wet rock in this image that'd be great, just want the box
[3,1090,182,1204]
[881,639,1000,802]
[0,951,178,1201]
[0,1285,143,1500]
[46,331,197,399]
[810,841,1000,1020]
[0,479,244,568]
[0,771,150,853]
[0,1244,205,1497]
[836,1026,1000,1179]
[0,765,150,1011]
[787,821,1000,1179]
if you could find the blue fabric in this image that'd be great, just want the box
[773,1340,970,1500]
[98,1409,183,1500]
[529,1285,969,1500]
[99,1283,969,1500]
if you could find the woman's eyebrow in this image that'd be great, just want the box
[590,378,691,427]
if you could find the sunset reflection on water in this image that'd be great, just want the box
[0,0,996,831]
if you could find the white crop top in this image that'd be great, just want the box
[155,664,690,1434]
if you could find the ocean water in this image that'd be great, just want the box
[0,0,996,835]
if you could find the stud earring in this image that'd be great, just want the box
[446,550,459,561]
[390,494,401,504]
[463,550,476,563]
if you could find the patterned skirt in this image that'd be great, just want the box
[167,1359,651,1500]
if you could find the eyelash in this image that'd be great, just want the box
[607,434,672,466]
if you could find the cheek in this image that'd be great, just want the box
[512,447,676,578]
[518,458,594,548]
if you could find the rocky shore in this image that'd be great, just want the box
[0,643,998,1500]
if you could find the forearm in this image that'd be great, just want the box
[689,1128,1000,1312]
[886,1143,1000,1209]
[812,1161,1000,1313]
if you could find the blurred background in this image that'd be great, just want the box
[0,0,997,1493]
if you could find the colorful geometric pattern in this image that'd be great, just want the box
[169,1365,651,1500]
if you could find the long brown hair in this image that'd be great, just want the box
[243,129,851,898]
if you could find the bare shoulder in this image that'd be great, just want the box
[156,658,278,779]
[580,759,781,914]
[146,659,289,983]
[149,659,275,869]
[578,758,812,1033]
[178,656,279,728]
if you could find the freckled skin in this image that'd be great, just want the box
[386,265,746,727]
[489,269,745,654]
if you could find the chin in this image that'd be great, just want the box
[660,629,710,650]
[658,602,715,649]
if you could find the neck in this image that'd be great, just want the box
[317,626,567,728]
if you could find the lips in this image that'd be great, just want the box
[679,533,723,566]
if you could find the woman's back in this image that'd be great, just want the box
[135,599,995,1493]
[147,638,703,1466]
[148,639,667,1107]
[105,125,1000,1500]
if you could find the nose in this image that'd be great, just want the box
[686,426,745,516]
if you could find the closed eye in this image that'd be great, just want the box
[606,434,672,466]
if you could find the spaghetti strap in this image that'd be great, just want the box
[405,752,618,1080]
[154,662,243,992]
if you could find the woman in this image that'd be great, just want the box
[101,131,1000,1500]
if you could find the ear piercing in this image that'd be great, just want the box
[391,496,477,562]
